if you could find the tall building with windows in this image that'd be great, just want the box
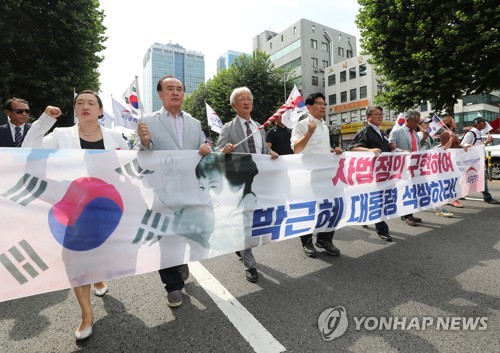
[253,18,357,99]
[142,42,205,112]
[325,55,500,147]
[324,54,395,147]
[216,50,251,73]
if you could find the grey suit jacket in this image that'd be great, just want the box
[215,117,270,154]
[135,109,205,151]
[388,126,422,151]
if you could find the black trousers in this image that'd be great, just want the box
[158,264,185,293]
[300,231,334,246]
[375,221,389,235]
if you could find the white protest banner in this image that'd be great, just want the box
[0,147,485,302]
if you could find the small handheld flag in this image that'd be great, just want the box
[112,97,139,130]
[280,86,307,128]
[206,103,223,134]
[122,76,143,119]
[233,85,306,148]
[99,110,114,129]
[428,114,449,137]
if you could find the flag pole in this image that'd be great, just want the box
[110,94,115,130]
[205,100,212,143]
[433,113,452,132]
[134,75,143,119]
[233,129,260,148]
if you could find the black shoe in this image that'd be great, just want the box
[302,239,317,258]
[405,217,417,226]
[235,251,242,258]
[485,198,500,204]
[378,232,393,242]
[245,268,259,282]
[406,215,421,225]
[315,241,340,256]
[362,225,368,228]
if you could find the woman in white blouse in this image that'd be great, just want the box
[23,90,128,340]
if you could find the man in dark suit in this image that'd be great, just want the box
[0,98,32,147]
[135,75,211,308]
[351,106,396,241]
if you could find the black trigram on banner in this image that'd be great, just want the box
[133,209,170,245]
[0,240,49,284]
[115,158,154,180]
[1,173,47,206]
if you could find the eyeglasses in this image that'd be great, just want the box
[13,109,31,115]
[313,102,327,106]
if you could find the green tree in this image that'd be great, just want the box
[183,50,294,134]
[0,0,106,125]
[356,0,500,114]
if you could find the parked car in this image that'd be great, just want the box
[484,134,500,179]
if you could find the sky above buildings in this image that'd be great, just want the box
[97,0,361,111]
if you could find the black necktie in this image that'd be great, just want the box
[14,126,23,147]
[245,121,257,153]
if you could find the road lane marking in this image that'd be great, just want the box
[190,261,286,353]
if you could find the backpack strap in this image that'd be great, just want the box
[461,130,480,144]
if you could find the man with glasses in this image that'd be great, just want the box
[351,106,396,241]
[216,86,278,283]
[1,98,32,147]
[291,92,343,258]
[389,111,425,226]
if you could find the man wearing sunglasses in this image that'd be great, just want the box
[1,98,32,147]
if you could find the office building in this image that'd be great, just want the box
[216,50,251,73]
[324,54,395,147]
[142,42,205,112]
[253,18,357,99]
[325,55,500,147]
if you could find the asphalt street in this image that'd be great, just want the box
[1,182,499,353]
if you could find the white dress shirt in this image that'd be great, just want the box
[161,107,184,148]
[291,114,330,154]
[237,116,262,154]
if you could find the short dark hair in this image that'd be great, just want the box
[366,106,383,116]
[472,117,486,125]
[195,153,222,180]
[3,98,29,111]
[157,75,185,92]
[305,92,325,106]
[224,154,258,197]
[195,153,259,197]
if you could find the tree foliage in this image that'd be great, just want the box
[0,0,106,125]
[183,50,294,134]
[356,0,500,114]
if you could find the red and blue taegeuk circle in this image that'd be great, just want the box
[48,177,124,251]
[128,95,139,109]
